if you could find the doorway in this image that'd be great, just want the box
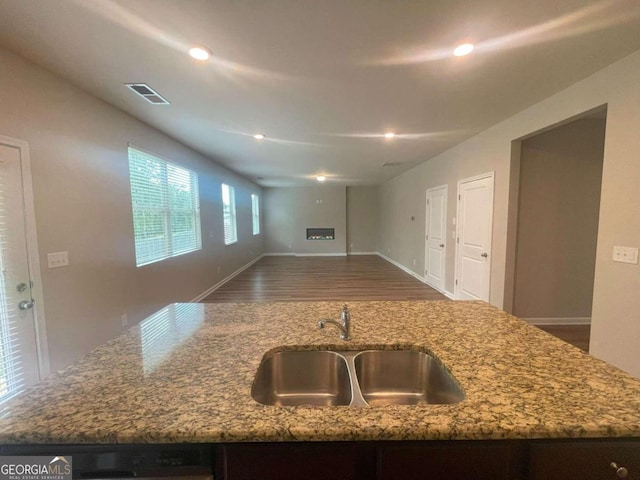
[0,135,47,403]
[507,109,606,333]
[425,185,447,292]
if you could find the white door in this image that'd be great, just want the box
[455,173,494,301]
[425,185,447,291]
[0,138,45,403]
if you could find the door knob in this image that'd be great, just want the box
[18,300,34,310]
[610,462,629,478]
[439,244,445,248]
[481,252,488,258]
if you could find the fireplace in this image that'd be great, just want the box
[306,228,335,240]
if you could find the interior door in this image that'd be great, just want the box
[455,173,494,301]
[0,140,42,403]
[425,185,447,292]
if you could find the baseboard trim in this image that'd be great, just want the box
[376,253,456,300]
[377,252,427,284]
[423,278,454,299]
[522,317,591,326]
[347,252,378,256]
[263,252,348,257]
[295,253,347,257]
[191,254,265,302]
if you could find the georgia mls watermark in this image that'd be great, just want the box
[0,457,72,480]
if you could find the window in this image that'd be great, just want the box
[128,146,201,266]
[222,183,237,245]
[251,194,260,235]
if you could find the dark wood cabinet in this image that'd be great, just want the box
[529,440,640,480]
[7,438,640,480]
[217,439,640,480]
[377,442,521,480]
[218,441,528,480]
[219,443,375,480]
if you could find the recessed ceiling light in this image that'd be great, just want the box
[384,132,396,139]
[316,175,326,182]
[453,43,474,57]
[189,46,211,61]
[254,133,265,140]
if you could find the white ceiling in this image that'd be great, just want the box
[1,0,639,187]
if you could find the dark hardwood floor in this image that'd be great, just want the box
[535,324,590,352]
[201,255,448,302]
[201,255,590,351]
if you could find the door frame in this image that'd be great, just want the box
[454,171,495,301]
[0,134,49,379]
[424,184,447,292]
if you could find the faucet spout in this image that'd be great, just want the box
[318,304,351,340]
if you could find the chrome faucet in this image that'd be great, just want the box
[318,304,351,340]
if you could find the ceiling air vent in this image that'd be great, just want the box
[125,83,170,105]
[382,162,403,167]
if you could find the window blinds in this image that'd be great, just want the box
[0,160,27,405]
[251,194,260,235]
[128,147,201,266]
[221,184,237,245]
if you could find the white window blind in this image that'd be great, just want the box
[251,194,260,235]
[222,184,237,245]
[0,160,27,405]
[128,147,201,266]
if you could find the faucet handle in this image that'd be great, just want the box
[341,304,350,322]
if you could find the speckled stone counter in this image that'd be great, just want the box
[1,301,639,444]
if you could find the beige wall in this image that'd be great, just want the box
[264,186,347,255]
[263,188,296,254]
[0,48,263,373]
[513,118,605,319]
[378,49,640,377]
[589,71,640,377]
[347,186,379,254]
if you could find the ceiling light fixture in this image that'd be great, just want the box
[453,43,474,57]
[316,175,326,182]
[254,133,265,140]
[189,46,211,61]
[384,132,396,139]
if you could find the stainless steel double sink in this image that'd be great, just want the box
[251,349,465,407]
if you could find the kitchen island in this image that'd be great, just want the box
[1,301,639,479]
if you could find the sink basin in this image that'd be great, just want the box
[251,348,464,407]
[251,350,352,406]
[353,350,465,406]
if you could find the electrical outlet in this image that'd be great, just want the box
[613,246,639,264]
[47,251,69,268]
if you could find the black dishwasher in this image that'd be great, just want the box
[0,444,213,480]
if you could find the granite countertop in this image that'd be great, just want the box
[1,300,640,444]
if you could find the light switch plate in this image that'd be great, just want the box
[612,246,639,264]
[47,251,69,268]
